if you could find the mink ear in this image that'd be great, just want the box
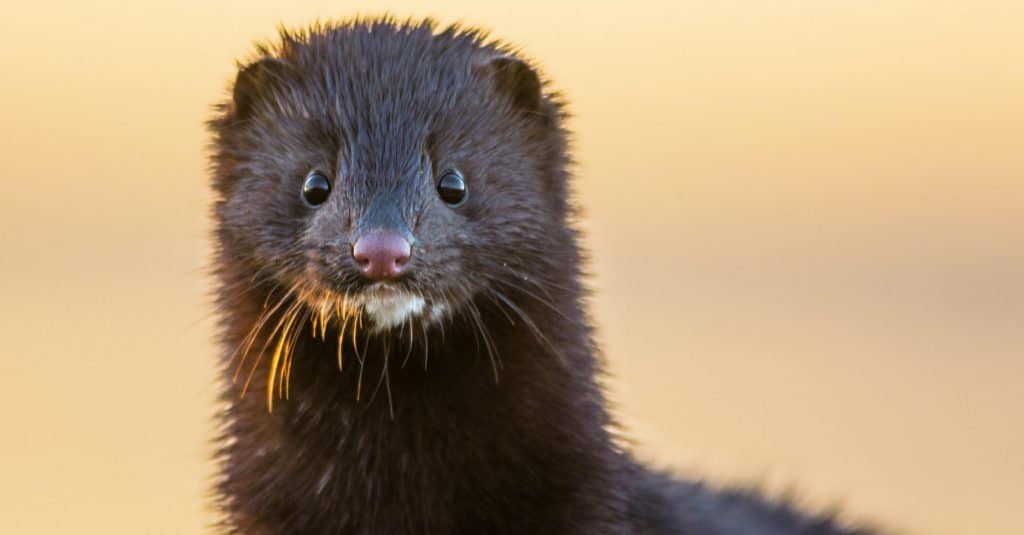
[230,57,288,121]
[482,56,547,116]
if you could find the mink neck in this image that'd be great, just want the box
[219,278,627,532]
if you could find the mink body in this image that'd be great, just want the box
[208,18,880,535]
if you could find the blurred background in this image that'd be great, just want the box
[1,1,1021,533]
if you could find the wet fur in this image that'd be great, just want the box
[208,18,883,534]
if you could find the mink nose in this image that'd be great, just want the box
[352,231,412,280]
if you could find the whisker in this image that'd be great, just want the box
[230,285,295,383]
[484,289,518,326]
[318,299,330,340]
[337,314,351,371]
[384,352,395,419]
[420,319,430,370]
[241,299,300,399]
[467,300,501,382]
[352,313,364,365]
[488,288,559,360]
[488,275,574,324]
[282,309,309,401]
[401,315,415,368]
[355,349,366,401]
[367,337,391,413]
[265,305,301,412]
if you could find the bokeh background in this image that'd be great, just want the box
[1,1,1021,533]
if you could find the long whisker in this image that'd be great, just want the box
[240,299,300,399]
[318,299,330,340]
[420,319,430,370]
[384,352,395,419]
[488,288,559,360]
[282,309,309,401]
[355,349,366,401]
[401,315,415,368]
[337,313,351,371]
[352,313,363,365]
[435,287,453,345]
[484,289,518,326]
[467,300,501,383]
[215,266,285,303]
[230,285,295,382]
[485,273,574,323]
[265,305,301,412]
[473,252,575,296]
[367,337,390,411]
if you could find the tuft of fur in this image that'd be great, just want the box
[207,18,884,534]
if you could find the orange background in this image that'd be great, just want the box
[1,1,1021,533]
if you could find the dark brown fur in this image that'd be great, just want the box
[207,18,882,534]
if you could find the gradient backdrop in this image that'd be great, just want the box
[1,1,1021,533]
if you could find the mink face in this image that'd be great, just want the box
[210,23,572,333]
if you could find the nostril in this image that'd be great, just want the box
[352,248,370,266]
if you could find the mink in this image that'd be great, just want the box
[207,18,882,535]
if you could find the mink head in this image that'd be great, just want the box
[209,20,574,333]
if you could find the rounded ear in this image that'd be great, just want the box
[480,56,547,116]
[231,57,288,121]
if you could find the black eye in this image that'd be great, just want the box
[436,170,467,206]
[302,171,331,206]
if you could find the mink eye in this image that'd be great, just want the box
[436,170,467,206]
[302,171,331,206]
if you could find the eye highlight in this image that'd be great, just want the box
[302,171,331,206]
[436,170,467,207]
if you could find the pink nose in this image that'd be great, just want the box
[352,231,412,280]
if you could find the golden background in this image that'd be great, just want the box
[1,1,1021,533]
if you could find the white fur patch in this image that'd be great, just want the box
[429,302,448,323]
[360,291,426,330]
[332,285,449,331]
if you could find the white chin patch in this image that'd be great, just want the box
[324,285,448,332]
[359,290,426,330]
